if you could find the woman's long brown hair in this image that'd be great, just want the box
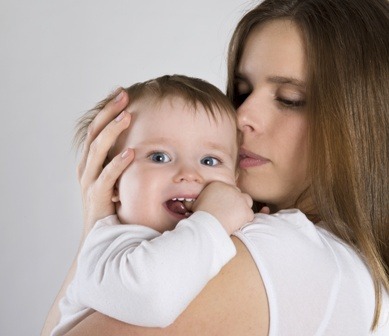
[227,0,389,330]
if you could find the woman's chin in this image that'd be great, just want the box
[238,179,273,203]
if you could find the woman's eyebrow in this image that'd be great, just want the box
[234,73,305,89]
[267,76,306,88]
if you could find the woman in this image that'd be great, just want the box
[43,0,389,334]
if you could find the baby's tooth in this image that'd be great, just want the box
[185,198,194,202]
[178,198,185,201]
[172,198,177,201]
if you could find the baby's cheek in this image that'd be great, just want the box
[218,169,237,186]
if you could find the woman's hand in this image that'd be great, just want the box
[192,181,255,235]
[78,89,134,237]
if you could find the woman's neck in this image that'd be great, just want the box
[266,191,320,223]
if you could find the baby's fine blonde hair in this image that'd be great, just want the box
[74,74,237,152]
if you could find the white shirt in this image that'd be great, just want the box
[53,209,389,335]
[51,211,236,335]
[233,209,389,336]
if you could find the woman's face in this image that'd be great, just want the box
[235,19,310,211]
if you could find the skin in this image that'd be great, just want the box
[43,19,310,336]
[237,20,310,212]
[112,96,239,233]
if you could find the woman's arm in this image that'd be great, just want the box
[41,256,78,336]
[41,90,133,336]
[65,236,269,336]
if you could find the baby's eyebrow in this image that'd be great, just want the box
[139,137,173,146]
[203,141,233,157]
[138,138,234,157]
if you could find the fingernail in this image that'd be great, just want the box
[121,149,130,158]
[115,111,125,122]
[114,90,124,103]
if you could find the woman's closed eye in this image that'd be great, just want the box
[201,156,221,167]
[275,96,306,109]
[234,78,252,108]
[148,152,171,163]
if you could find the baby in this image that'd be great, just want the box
[51,75,253,335]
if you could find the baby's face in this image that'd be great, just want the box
[113,96,238,232]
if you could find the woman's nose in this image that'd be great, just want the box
[237,102,256,133]
[173,164,203,183]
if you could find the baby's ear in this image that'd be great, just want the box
[112,182,120,203]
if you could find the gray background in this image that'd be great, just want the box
[0,0,256,334]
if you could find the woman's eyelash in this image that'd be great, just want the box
[276,97,306,108]
[234,91,306,109]
[234,92,250,107]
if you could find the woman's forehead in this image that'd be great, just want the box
[238,19,307,83]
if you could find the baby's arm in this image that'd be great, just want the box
[63,181,253,330]
[71,211,235,328]
[191,181,254,235]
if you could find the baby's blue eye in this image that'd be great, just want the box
[201,156,220,166]
[149,152,171,163]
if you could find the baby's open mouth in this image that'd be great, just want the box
[165,198,196,216]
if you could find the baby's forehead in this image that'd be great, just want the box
[126,94,236,124]
[115,95,238,147]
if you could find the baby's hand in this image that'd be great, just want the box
[192,181,254,235]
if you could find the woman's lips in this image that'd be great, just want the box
[239,149,270,169]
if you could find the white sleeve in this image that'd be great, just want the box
[73,211,236,328]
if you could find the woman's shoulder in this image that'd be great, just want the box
[234,209,373,288]
[233,209,381,335]
[238,208,327,239]
[235,209,357,257]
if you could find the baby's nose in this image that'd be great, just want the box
[173,165,203,183]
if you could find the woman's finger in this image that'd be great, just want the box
[86,90,130,143]
[259,206,270,214]
[79,89,129,179]
[83,148,135,231]
[82,112,131,186]
[96,148,135,193]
